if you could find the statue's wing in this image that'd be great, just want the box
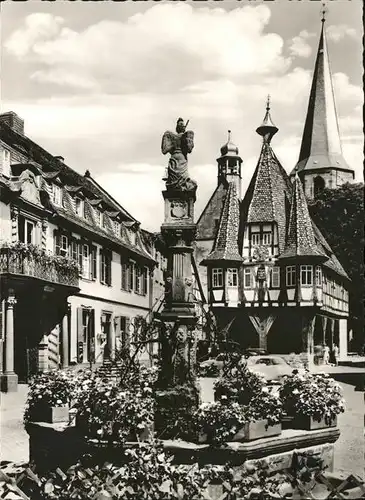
[161,131,175,155]
[182,130,194,154]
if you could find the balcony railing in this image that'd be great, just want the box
[0,244,79,288]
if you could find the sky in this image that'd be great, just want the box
[1,0,363,232]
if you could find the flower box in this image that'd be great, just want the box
[291,415,337,431]
[31,405,69,424]
[233,419,282,442]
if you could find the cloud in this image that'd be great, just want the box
[288,30,316,58]
[4,13,64,58]
[5,4,290,93]
[326,24,357,42]
[333,73,363,102]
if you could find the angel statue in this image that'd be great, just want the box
[161,118,197,192]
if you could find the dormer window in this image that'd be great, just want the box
[262,232,272,246]
[113,220,120,237]
[251,232,260,246]
[94,207,102,226]
[50,183,62,206]
[75,197,83,217]
[1,149,11,177]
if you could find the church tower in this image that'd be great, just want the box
[291,8,355,198]
[217,130,242,199]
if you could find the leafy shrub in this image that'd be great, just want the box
[154,383,200,440]
[279,371,345,423]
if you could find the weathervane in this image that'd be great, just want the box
[321,2,327,23]
[266,94,271,111]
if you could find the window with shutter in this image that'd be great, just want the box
[91,246,97,280]
[54,231,61,255]
[143,267,148,295]
[81,244,90,279]
[60,235,69,257]
[121,258,128,290]
[71,240,78,262]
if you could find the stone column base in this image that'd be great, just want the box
[0,372,18,392]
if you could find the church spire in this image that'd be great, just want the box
[292,4,354,192]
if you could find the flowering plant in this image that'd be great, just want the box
[74,366,155,442]
[0,241,79,273]
[24,370,76,423]
[214,360,266,405]
[193,401,248,445]
[279,371,345,424]
[245,388,283,427]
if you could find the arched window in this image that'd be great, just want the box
[314,176,325,196]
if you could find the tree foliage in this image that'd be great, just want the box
[308,183,364,346]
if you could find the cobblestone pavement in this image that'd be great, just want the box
[1,367,364,479]
[0,384,29,465]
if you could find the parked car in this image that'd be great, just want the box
[199,353,228,371]
[244,355,297,383]
[243,348,268,358]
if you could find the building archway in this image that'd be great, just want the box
[314,176,325,196]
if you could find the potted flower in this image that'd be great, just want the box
[24,370,75,424]
[236,388,282,441]
[214,360,266,405]
[193,401,248,445]
[194,387,282,445]
[279,371,345,430]
[74,372,155,442]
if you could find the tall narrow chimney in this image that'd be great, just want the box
[0,112,25,135]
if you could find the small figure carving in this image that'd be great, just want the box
[161,118,197,192]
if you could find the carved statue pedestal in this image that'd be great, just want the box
[162,189,196,226]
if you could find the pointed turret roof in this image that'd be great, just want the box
[202,181,243,264]
[292,14,354,176]
[280,173,327,260]
[242,101,292,252]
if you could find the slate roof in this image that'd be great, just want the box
[292,20,353,176]
[243,142,292,253]
[203,181,243,264]
[196,182,228,241]
[280,174,327,260]
[311,221,349,279]
[0,122,137,222]
[0,118,155,263]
